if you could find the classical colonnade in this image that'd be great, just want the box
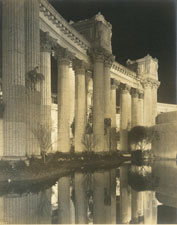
[1,0,160,158]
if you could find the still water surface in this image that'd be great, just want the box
[0,160,177,224]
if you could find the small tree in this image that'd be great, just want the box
[128,126,157,151]
[32,123,52,162]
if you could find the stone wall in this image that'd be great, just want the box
[152,111,177,159]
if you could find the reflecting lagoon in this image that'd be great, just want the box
[0,159,177,224]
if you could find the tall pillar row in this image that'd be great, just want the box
[2,0,26,157]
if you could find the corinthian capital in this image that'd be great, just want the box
[111,78,120,90]
[55,46,75,65]
[141,78,160,89]
[89,47,105,63]
[131,88,139,98]
[73,59,87,74]
[40,31,57,53]
[121,83,131,94]
[104,53,115,67]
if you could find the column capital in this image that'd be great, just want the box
[89,47,107,63]
[139,91,144,99]
[120,83,131,93]
[104,53,115,68]
[141,78,160,89]
[73,59,87,74]
[40,31,57,53]
[131,88,139,98]
[55,46,75,65]
[111,78,120,89]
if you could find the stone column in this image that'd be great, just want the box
[143,80,153,126]
[104,54,115,151]
[151,82,160,125]
[110,79,119,150]
[92,49,105,152]
[25,0,41,156]
[56,48,73,153]
[120,84,131,152]
[131,88,139,128]
[74,172,88,224]
[2,0,26,157]
[137,92,144,126]
[73,59,86,152]
[40,32,53,126]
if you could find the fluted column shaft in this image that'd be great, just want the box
[110,79,119,151]
[73,60,86,152]
[151,85,158,125]
[25,0,40,156]
[143,83,152,126]
[57,49,73,152]
[2,0,26,157]
[40,33,52,126]
[131,89,139,128]
[92,50,105,152]
[104,56,114,151]
[120,84,131,152]
[137,93,144,126]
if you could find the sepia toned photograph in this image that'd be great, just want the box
[0,0,176,224]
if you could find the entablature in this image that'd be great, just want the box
[39,0,91,64]
[110,62,143,90]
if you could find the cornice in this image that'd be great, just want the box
[39,0,91,51]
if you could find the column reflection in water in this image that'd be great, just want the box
[58,176,74,224]
[0,190,51,224]
[93,169,116,224]
[120,164,131,224]
[128,163,158,224]
[74,172,88,224]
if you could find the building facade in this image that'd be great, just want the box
[1,0,174,159]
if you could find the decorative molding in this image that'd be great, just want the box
[112,62,137,79]
[39,0,90,51]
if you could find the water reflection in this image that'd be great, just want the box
[0,160,177,224]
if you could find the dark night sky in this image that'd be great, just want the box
[49,0,176,104]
